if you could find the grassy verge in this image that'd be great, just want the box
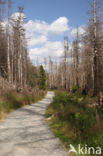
[45,90,103,156]
[0,89,46,122]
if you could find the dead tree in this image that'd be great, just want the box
[7,0,11,83]
[49,57,54,89]
[64,37,69,89]
[93,0,98,95]
[72,29,80,88]
[13,6,27,91]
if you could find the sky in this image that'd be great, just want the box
[12,0,90,65]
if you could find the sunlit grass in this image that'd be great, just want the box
[0,90,46,121]
[46,90,103,156]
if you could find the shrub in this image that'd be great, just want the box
[0,89,46,120]
[50,91,99,145]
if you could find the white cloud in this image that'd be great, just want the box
[25,17,69,37]
[10,13,85,64]
[24,17,69,47]
[28,35,47,46]
[25,20,49,36]
[29,41,63,63]
[49,17,69,35]
[71,26,85,37]
[3,12,86,65]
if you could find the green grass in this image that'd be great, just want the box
[46,90,103,156]
[0,89,46,121]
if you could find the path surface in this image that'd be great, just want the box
[0,92,68,156]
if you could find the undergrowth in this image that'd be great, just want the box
[46,90,103,156]
[0,89,46,121]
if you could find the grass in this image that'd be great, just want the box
[46,90,103,156]
[0,89,46,121]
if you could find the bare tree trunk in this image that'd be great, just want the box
[75,28,79,88]
[64,37,69,90]
[20,40,23,88]
[7,0,11,83]
[93,0,98,96]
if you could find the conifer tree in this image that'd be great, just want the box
[39,65,47,90]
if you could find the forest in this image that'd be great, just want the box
[0,0,103,155]
[0,0,103,98]
[0,0,47,120]
[46,0,103,155]
[48,0,103,98]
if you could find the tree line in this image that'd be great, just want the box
[48,0,103,97]
[0,0,47,91]
[1,0,103,96]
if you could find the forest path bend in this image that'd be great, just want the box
[0,91,68,156]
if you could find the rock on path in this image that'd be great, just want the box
[0,91,68,156]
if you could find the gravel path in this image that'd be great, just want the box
[0,91,68,156]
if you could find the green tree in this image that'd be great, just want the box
[39,65,47,90]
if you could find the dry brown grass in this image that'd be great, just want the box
[0,110,8,122]
[0,89,46,123]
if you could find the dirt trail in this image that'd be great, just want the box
[0,91,68,156]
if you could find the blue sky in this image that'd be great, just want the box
[12,0,90,64]
[13,0,89,26]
